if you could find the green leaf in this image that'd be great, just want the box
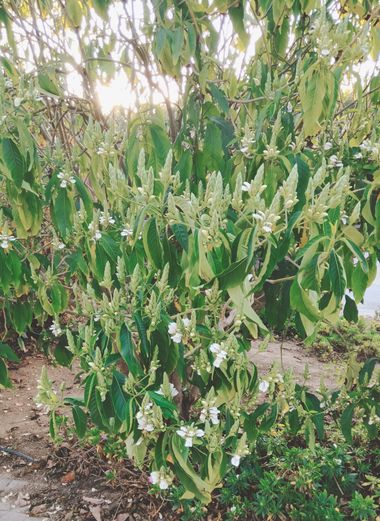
[218,257,248,289]
[93,0,111,18]
[134,312,150,363]
[65,0,83,27]
[37,72,60,96]
[11,301,33,334]
[172,223,188,252]
[74,176,93,221]
[111,375,129,422]
[2,138,25,187]
[328,250,346,301]
[171,27,184,65]
[290,281,320,322]
[343,294,358,322]
[54,337,73,367]
[171,435,212,503]
[119,323,142,377]
[143,218,163,269]
[0,342,19,362]
[351,264,368,303]
[299,64,325,136]
[72,405,87,438]
[228,3,249,48]
[0,358,11,388]
[209,83,229,114]
[359,357,379,386]
[340,238,368,273]
[341,403,355,444]
[51,189,74,238]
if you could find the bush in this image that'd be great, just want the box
[0,0,379,505]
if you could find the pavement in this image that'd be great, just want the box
[358,263,380,317]
[0,475,39,521]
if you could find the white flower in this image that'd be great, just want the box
[329,155,343,168]
[275,373,284,383]
[171,332,182,343]
[57,242,65,250]
[93,230,102,241]
[149,469,173,490]
[121,226,133,237]
[321,48,330,57]
[136,401,155,433]
[200,405,220,425]
[14,97,22,107]
[263,145,279,160]
[242,181,251,192]
[287,101,293,113]
[262,223,273,233]
[320,401,326,409]
[182,317,191,328]
[157,383,179,398]
[231,455,241,467]
[354,152,362,159]
[0,233,16,249]
[323,142,333,151]
[49,320,62,337]
[252,210,265,222]
[259,380,269,393]
[209,342,227,368]
[57,171,76,188]
[168,322,177,336]
[99,212,115,225]
[176,425,205,447]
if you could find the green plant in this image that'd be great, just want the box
[349,492,377,521]
[0,0,379,505]
[310,318,380,361]
[0,341,19,387]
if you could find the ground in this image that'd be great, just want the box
[0,339,357,521]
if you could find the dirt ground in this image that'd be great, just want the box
[0,340,343,520]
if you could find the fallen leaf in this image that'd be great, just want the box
[89,504,102,521]
[83,496,104,505]
[116,514,128,521]
[61,470,75,483]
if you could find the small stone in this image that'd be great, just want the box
[31,503,47,515]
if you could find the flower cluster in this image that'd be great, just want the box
[57,171,76,188]
[176,424,205,447]
[209,342,228,368]
[88,221,102,241]
[168,317,191,344]
[49,320,62,337]
[0,232,16,249]
[149,467,174,490]
[199,399,220,425]
[136,401,156,433]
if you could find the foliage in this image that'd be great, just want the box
[310,317,380,361]
[0,0,379,504]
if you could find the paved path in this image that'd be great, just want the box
[358,263,380,317]
[0,475,38,521]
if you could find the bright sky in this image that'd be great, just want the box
[2,1,378,113]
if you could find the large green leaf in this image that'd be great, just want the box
[328,250,346,301]
[299,64,325,136]
[2,138,25,187]
[143,217,163,269]
[72,405,87,438]
[51,189,74,238]
[119,323,142,377]
[0,342,19,362]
